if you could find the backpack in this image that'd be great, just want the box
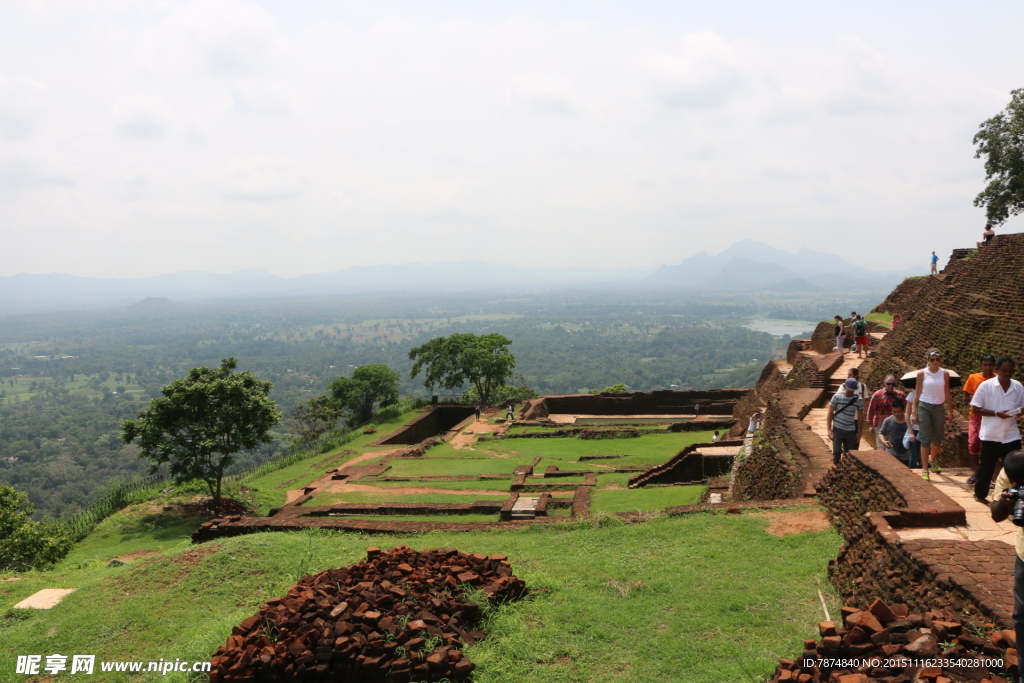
[852,319,867,336]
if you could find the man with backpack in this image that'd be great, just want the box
[852,315,869,359]
[827,378,865,465]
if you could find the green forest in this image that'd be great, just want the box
[0,288,883,518]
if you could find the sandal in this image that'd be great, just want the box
[967,476,977,485]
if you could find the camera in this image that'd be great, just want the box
[1006,488,1024,527]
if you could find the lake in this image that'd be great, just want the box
[744,318,818,337]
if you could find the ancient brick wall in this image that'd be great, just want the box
[522,389,748,420]
[731,399,802,500]
[376,406,476,445]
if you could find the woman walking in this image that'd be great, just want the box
[909,349,954,480]
[834,315,847,355]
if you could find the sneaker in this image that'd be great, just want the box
[931,464,942,474]
[967,476,978,485]
[921,471,930,481]
[975,496,990,505]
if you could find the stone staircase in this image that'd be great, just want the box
[509,496,539,520]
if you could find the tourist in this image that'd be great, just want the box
[892,314,901,329]
[475,405,482,421]
[877,398,911,466]
[847,368,870,402]
[506,403,515,421]
[865,374,906,451]
[971,356,1024,503]
[747,411,761,436]
[909,350,953,481]
[834,315,847,355]
[712,431,720,443]
[978,222,995,248]
[989,448,1024,653]
[930,251,939,275]
[963,354,997,485]
[904,387,921,468]
[827,378,864,465]
[852,315,869,359]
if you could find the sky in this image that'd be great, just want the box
[1,0,1022,278]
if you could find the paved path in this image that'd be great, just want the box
[798,326,1018,544]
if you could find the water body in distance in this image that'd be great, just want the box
[744,318,817,337]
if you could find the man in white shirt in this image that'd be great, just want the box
[971,356,1024,503]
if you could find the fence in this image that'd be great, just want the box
[61,473,171,542]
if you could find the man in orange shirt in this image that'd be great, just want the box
[964,354,997,485]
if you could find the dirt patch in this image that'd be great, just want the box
[449,421,502,449]
[759,508,831,536]
[118,550,160,561]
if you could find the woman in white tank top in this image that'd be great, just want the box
[909,349,952,479]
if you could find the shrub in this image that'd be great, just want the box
[0,485,73,571]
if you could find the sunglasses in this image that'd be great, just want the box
[885,382,896,386]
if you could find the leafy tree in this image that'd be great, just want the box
[409,333,516,405]
[974,88,1024,224]
[588,383,629,394]
[0,485,72,571]
[327,364,400,425]
[287,395,344,449]
[462,374,539,405]
[121,358,281,513]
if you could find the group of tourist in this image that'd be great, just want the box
[833,312,870,358]
[826,348,1024,503]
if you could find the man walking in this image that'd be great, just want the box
[963,354,997,486]
[990,449,1024,656]
[970,356,1024,503]
[852,315,869,359]
[865,375,906,449]
[827,378,864,465]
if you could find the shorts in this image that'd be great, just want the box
[855,336,868,347]
[917,400,946,448]
[968,412,982,455]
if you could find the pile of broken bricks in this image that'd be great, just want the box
[769,597,1017,683]
[209,545,526,682]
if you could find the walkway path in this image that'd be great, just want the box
[798,325,1018,543]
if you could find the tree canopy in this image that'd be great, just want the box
[0,484,72,571]
[120,358,281,512]
[328,364,401,425]
[974,88,1024,224]
[409,333,515,405]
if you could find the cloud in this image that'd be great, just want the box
[0,77,46,139]
[221,155,302,200]
[175,0,286,76]
[0,157,74,193]
[232,85,291,115]
[647,31,748,109]
[510,77,578,115]
[112,97,171,140]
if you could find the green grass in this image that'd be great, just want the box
[325,513,500,523]
[590,486,705,513]
[0,508,841,683]
[484,430,717,462]
[371,455,536,478]
[60,501,204,565]
[355,479,518,491]
[864,312,893,327]
[306,491,511,505]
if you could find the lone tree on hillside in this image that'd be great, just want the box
[409,333,515,405]
[121,358,281,513]
[974,88,1024,224]
[328,364,401,425]
[0,484,72,571]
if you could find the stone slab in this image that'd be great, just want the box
[14,588,76,609]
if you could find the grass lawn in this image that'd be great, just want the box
[306,491,511,505]
[325,513,500,523]
[0,508,841,683]
[590,486,704,513]
[371,455,536,478]
[354,479,518,491]
[484,430,717,462]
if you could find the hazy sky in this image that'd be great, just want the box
[2,0,1022,278]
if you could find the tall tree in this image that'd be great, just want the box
[328,364,401,425]
[121,358,281,513]
[974,88,1024,224]
[409,333,516,405]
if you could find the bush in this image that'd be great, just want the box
[0,485,73,571]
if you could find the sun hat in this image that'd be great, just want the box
[844,378,858,390]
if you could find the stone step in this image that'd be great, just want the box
[510,496,539,520]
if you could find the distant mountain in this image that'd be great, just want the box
[647,239,923,292]
[0,240,928,317]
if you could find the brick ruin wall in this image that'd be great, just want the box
[731,398,803,501]
[375,406,476,446]
[863,233,1024,466]
[521,389,748,421]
